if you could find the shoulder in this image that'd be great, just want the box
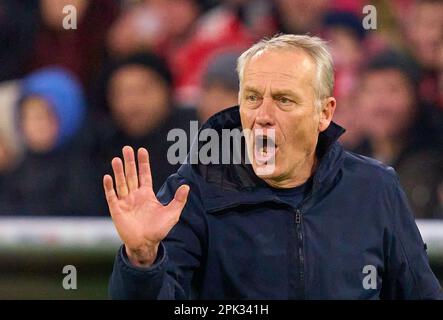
[341,150,398,187]
[340,151,411,225]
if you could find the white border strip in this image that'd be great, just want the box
[0,218,441,253]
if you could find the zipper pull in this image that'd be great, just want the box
[295,209,302,224]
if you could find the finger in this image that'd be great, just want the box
[103,175,119,216]
[165,184,190,219]
[111,157,129,198]
[138,148,153,189]
[123,146,138,192]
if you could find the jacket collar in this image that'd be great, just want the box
[178,106,346,213]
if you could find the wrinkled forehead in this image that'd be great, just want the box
[241,48,317,89]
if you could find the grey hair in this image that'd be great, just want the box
[236,34,334,110]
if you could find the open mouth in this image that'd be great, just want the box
[254,134,277,165]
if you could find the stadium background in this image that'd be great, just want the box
[0,0,442,299]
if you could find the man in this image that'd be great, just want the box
[196,50,242,122]
[93,52,196,195]
[104,34,443,299]
[404,0,443,107]
[355,50,443,219]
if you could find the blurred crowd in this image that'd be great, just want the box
[0,0,442,218]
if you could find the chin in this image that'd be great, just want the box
[252,162,281,179]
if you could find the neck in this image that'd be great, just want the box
[263,153,318,189]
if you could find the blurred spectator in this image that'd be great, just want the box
[107,0,201,59]
[0,80,24,207]
[355,51,443,219]
[0,0,442,221]
[167,1,254,105]
[0,135,11,209]
[273,0,368,37]
[439,40,443,107]
[0,67,101,216]
[196,50,240,122]
[220,0,276,40]
[0,131,19,203]
[334,98,366,150]
[0,81,24,164]
[0,0,39,81]
[27,0,119,87]
[274,0,330,35]
[0,135,15,174]
[322,11,365,101]
[361,0,412,54]
[321,11,366,149]
[106,0,275,106]
[91,52,197,199]
[403,0,443,108]
[0,80,23,209]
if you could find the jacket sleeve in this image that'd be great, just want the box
[381,174,443,300]
[108,173,207,300]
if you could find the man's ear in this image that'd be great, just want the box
[318,97,336,132]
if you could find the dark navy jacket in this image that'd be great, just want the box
[109,106,443,300]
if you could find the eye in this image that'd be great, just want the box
[244,93,262,108]
[280,97,290,103]
[277,96,294,106]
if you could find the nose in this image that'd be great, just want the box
[255,97,275,128]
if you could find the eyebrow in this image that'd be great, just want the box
[243,86,262,94]
[242,86,302,100]
[270,89,299,97]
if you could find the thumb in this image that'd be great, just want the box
[166,184,190,214]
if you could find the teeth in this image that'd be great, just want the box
[259,147,267,156]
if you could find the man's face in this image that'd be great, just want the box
[108,65,169,137]
[239,49,330,187]
[359,69,415,140]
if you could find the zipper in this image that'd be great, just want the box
[295,208,305,299]
[207,190,314,300]
[295,209,302,224]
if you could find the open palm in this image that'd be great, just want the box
[103,146,189,265]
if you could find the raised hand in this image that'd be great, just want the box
[103,146,190,267]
